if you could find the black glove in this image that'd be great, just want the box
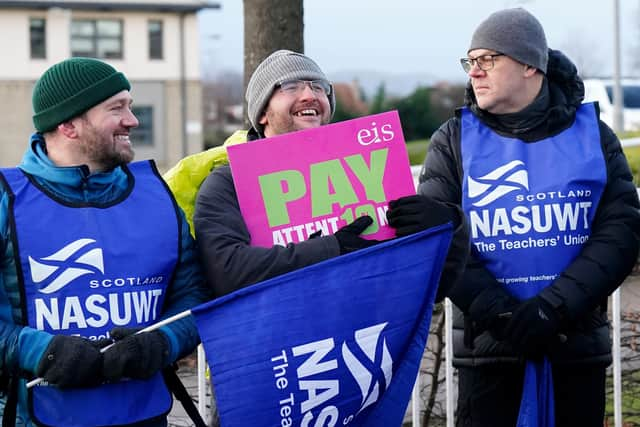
[308,229,323,239]
[36,335,103,388]
[503,296,561,358]
[468,285,520,341]
[334,216,379,255]
[102,327,170,381]
[386,195,460,237]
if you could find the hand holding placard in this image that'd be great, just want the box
[334,216,381,254]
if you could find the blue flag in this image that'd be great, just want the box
[516,359,555,427]
[191,225,453,427]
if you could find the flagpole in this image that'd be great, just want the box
[26,309,193,389]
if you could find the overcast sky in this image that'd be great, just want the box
[199,1,639,88]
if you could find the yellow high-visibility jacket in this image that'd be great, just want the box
[163,130,248,236]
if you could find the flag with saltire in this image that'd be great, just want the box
[191,224,453,427]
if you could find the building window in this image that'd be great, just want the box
[130,106,154,146]
[70,19,123,59]
[148,20,163,60]
[30,18,46,59]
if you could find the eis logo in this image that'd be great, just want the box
[271,322,393,427]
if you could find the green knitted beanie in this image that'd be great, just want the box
[32,57,131,132]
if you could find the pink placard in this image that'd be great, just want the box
[227,110,416,247]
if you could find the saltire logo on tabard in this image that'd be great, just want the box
[468,160,529,207]
[29,238,104,294]
[191,225,453,427]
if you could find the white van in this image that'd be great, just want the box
[583,79,640,131]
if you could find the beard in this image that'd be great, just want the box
[81,119,135,171]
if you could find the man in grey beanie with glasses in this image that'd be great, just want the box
[413,7,640,427]
[187,49,462,299]
[191,50,378,298]
[245,49,336,138]
[161,49,462,424]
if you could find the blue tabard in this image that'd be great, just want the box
[461,103,606,299]
[460,103,606,427]
[1,161,179,427]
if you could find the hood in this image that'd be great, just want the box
[463,49,585,139]
[18,133,130,203]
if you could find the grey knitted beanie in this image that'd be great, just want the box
[245,50,335,132]
[468,8,548,73]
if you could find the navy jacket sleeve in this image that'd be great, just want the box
[193,165,340,298]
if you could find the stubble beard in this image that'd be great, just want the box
[264,101,330,136]
[82,121,135,171]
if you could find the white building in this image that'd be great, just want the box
[0,0,219,168]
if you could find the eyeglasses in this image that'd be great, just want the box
[277,79,332,97]
[460,53,504,73]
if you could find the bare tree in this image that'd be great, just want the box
[202,70,244,147]
[243,0,303,126]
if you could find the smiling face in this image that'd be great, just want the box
[259,83,332,137]
[73,90,139,171]
[466,49,540,115]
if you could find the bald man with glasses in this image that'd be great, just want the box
[414,7,640,427]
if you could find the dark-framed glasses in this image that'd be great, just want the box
[460,53,504,73]
[278,79,332,97]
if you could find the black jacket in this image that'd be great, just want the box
[418,49,640,366]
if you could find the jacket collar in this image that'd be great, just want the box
[18,133,130,203]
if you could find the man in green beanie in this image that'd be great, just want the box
[0,57,208,426]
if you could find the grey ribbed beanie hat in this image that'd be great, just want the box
[468,8,548,73]
[246,50,335,132]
